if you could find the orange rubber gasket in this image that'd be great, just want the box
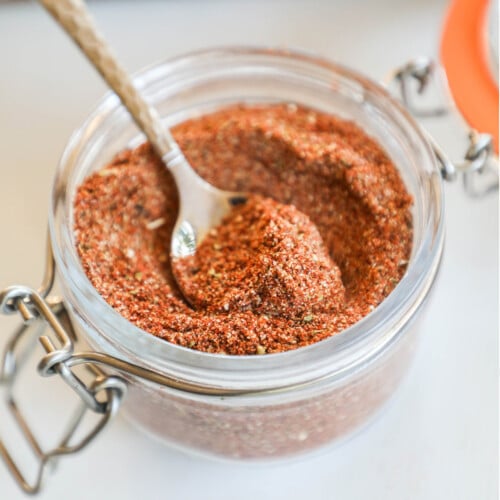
[441,0,499,152]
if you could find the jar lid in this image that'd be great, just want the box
[441,0,499,152]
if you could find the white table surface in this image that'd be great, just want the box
[0,1,498,499]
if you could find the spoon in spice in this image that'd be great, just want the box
[39,0,246,263]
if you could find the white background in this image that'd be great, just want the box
[0,1,498,499]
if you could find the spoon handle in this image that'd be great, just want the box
[39,0,179,158]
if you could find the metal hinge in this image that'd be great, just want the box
[0,255,126,495]
[388,58,499,196]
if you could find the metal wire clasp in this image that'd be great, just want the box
[387,58,499,196]
[0,234,271,495]
[0,265,126,494]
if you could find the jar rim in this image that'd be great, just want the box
[49,46,445,391]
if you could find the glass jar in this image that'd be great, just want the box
[49,47,444,460]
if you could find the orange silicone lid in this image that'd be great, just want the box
[441,0,499,152]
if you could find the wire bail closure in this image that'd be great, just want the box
[388,58,499,195]
[0,237,255,494]
[0,284,126,495]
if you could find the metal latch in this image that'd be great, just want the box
[0,252,126,495]
[388,58,499,196]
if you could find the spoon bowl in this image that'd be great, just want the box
[165,152,246,259]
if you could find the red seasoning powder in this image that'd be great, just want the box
[74,104,413,355]
[173,195,346,319]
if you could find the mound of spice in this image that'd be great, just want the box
[173,195,345,318]
[74,104,413,355]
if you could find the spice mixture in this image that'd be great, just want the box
[74,104,413,355]
[173,195,345,318]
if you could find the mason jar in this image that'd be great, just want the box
[43,47,445,460]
